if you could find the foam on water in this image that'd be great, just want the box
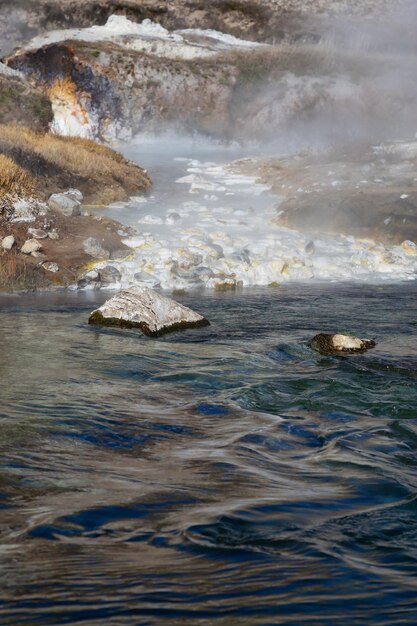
[91,152,417,291]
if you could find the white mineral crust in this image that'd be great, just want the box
[89,285,209,336]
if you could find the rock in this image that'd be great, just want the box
[42,262,59,273]
[77,269,101,289]
[48,229,60,240]
[1,235,15,250]
[88,286,209,337]
[21,239,42,254]
[82,237,110,259]
[27,228,48,239]
[65,188,83,203]
[31,251,47,259]
[109,248,131,261]
[99,265,122,285]
[48,192,81,217]
[311,333,376,355]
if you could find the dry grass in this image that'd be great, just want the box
[0,124,151,204]
[0,252,27,289]
[0,154,38,196]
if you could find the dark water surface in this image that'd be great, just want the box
[1,283,417,625]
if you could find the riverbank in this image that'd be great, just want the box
[0,124,150,291]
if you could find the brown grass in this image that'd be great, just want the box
[0,252,27,289]
[0,154,38,196]
[0,124,151,204]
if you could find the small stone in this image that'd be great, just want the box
[88,285,209,337]
[42,262,59,273]
[1,235,15,250]
[48,229,60,240]
[82,237,110,259]
[21,239,42,254]
[48,193,81,217]
[28,228,48,239]
[77,269,100,289]
[99,265,122,285]
[400,240,417,256]
[110,248,131,260]
[311,333,376,355]
[31,251,47,259]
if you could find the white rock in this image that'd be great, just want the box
[1,235,15,250]
[48,192,81,217]
[48,229,60,240]
[88,285,209,337]
[42,262,59,273]
[27,228,48,239]
[82,237,110,259]
[311,333,376,354]
[21,239,42,254]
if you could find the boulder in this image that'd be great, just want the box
[311,333,376,355]
[48,192,81,217]
[88,286,209,337]
[1,235,15,250]
[99,265,122,285]
[21,238,42,254]
[82,237,110,259]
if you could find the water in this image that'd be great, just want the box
[1,283,417,624]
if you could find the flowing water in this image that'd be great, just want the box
[1,282,417,625]
[90,136,417,290]
[2,138,417,624]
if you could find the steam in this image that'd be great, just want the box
[249,0,417,153]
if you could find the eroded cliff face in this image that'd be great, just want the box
[0,0,406,58]
[5,8,417,146]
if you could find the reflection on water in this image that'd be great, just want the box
[1,284,417,624]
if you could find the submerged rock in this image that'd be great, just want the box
[311,333,376,355]
[88,286,209,337]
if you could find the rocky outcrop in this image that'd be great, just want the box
[0,0,406,59]
[88,285,210,336]
[4,0,413,143]
[0,64,52,130]
[311,333,376,354]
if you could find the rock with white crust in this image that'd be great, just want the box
[311,333,376,354]
[88,286,209,337]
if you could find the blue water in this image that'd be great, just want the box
[0,283,417,625]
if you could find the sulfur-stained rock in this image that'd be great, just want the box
[88,285,209,337]
[311,333,376,355]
